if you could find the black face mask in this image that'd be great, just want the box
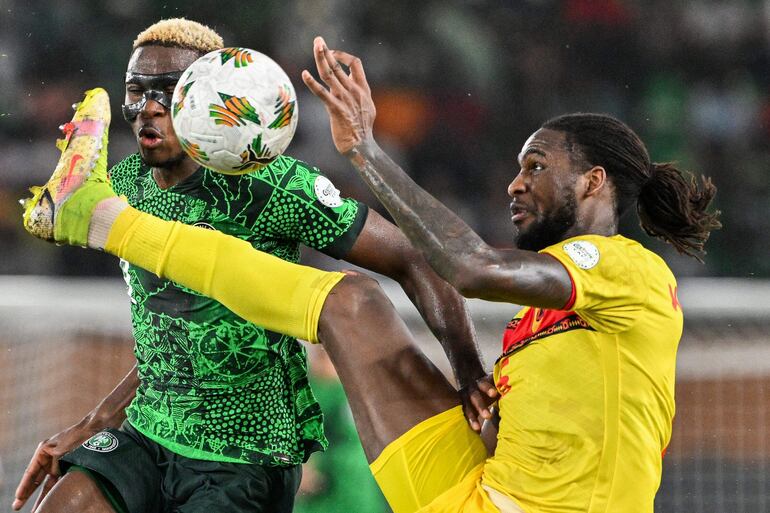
[121,71,184,122]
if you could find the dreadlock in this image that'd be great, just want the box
[542,113,721,261]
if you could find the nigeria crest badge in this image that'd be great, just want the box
[82,431,119,453]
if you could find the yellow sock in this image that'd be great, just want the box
[104,206,345,343]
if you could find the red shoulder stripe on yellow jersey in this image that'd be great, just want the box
[500,307,594,356]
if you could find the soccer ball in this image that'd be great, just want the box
[171,47,298,175]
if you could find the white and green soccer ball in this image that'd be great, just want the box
[171,47,298,175]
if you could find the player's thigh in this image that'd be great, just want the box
[37,471,116,513]
[318,273,461,459]
[171,459,301,513]
[58,428,163,513]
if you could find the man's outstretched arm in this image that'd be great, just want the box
[345,209,496,429]
[13,364,138,511]
[302,38,572,309]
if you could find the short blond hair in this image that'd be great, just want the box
[133,18,224,54]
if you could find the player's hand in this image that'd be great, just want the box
[12,422,97,511]
[459,373,499,433]
[302,36,376,155]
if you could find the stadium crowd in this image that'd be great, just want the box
[0,0,765,277]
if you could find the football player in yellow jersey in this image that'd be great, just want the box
[295,38,721,512]
[21,38,721,513]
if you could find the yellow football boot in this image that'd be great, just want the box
[22,88,115,246]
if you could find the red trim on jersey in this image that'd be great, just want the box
[500,308,593,355]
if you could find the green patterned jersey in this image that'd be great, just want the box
[109,153,368,466]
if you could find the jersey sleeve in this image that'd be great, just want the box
[540,235,649,333]
[252,155,368,259]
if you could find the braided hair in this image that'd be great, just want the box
[542,113,721,261]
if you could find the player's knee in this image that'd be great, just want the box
[325,273,390,320]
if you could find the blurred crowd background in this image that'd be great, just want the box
[1,0,768,278]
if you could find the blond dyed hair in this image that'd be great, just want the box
[133,18,224,54]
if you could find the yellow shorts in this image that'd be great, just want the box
[370,406,504,513]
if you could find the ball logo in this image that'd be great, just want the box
[180,137,209,163]
[563,240,600,270]
[314,176,343,208]
[209,93,261,128]
[268,85,296,129]
[83,432,119,453]
[219,47,253,68]
[172,81,195,116]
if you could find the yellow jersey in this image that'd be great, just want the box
[482,235,682,512]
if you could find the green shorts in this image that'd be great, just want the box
[59,422,302,513]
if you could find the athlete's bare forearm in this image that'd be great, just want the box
[347,141,571,309]
[399,264,484,388]
[83,363,137,429]
[348,141,487,288]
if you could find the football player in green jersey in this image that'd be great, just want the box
[13,19,491,513]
